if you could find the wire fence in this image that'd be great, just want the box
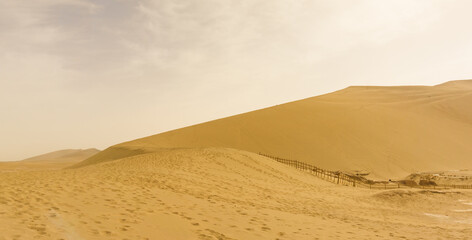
[259,153,472,190]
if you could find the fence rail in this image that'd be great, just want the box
[259,153,472,190]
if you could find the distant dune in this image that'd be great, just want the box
[0,149,99,171]
[73,80,472,180]
[22,148,100,162]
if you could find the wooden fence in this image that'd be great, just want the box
[259,153,472,190]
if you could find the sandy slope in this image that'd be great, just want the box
[75,80,472,180]
[0,149,99,172]
[1,148,471,239]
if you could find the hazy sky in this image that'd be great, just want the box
[1,0,472,161]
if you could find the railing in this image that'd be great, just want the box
[259,153,472,190]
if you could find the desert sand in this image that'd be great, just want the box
[1,148,471,240]
[76,80,472,180]
[2,81,472,239]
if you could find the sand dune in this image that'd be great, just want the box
[21,149,100,163]
[3,81,472,239]
[75,80,472,180]
[1,148,471,239]
[0,149,99,171]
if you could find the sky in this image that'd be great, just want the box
[1,0,472,161]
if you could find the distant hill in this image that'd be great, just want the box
[73,80,472,180]
[0,149,100,172]
[22,148,100,162]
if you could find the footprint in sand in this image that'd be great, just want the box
[261,226,271,231]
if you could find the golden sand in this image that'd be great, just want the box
[1,148,471,239]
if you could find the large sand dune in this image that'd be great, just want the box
[1,148,471,239]
[75,80,472,180]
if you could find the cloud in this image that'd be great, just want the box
[0,0,448,87]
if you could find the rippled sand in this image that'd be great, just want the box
[1,148,471,239]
